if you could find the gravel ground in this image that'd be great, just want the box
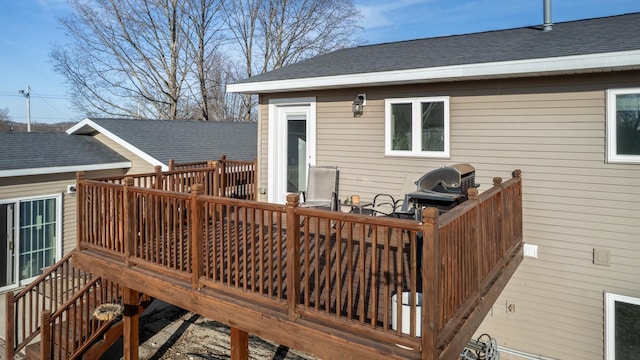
[101,301,317,360]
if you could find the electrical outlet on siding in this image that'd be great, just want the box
[523,243,538,258]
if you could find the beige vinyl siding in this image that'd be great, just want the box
[259,71,640,359]
[94,133,157,174]
[0,169,126,258]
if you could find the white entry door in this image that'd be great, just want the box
[269,99,316,204]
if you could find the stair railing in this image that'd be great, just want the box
[41,277,123,359]
[5,252,92,358]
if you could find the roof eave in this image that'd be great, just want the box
[227,50,640,94]
[0,162,133,178]
[67,118,168,170]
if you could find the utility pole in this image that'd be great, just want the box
[18,85,31,132]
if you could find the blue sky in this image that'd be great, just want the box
[1,0,639,125]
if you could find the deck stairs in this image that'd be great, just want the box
[6,252,151,360]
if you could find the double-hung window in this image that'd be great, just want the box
[385,96,450,157]
[607,88,640,163]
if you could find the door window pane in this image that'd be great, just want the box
[287,116,307,193]
[421,101,445,152]
[19,198,57,280]
[391,103,412,151]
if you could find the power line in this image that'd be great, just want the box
[0,91,72,100]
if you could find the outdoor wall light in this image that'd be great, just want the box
[352,95,365,117]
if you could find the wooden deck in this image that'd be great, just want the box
[5,162,523,360]
[73,166,522,359]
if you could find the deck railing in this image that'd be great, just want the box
[5,253,92,358]
[75,169,522,358]
[94,156,256,200]
[42,277,123,359]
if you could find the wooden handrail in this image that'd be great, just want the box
[6,252,93,357]
[44,276,123,359]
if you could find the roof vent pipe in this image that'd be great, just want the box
[543,0,553,31]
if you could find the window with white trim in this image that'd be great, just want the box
[607,88,640,163]
[1,194,62,290]
[385,97,450,157]
[605,293,640,359]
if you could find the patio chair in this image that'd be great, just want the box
[300,165,339,211]
[369,173,422,219]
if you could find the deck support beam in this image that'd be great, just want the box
[231,327,249,360]
[123,287,140,360]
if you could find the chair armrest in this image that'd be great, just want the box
[370,193,397,217]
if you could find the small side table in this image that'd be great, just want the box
[341,201,373,215]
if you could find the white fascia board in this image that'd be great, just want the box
[227,50,640,93]
[0,162,132,178]
[65,117,94,134]
[67,118,166,169]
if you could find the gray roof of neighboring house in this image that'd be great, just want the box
[229,12,640,92]
[0,133,130,176]
[67,118,257,166]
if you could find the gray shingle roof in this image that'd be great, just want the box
[73,118,257,164]
[0,133,129,172]
[233,12,640,85]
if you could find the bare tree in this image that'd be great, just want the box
[51,0,359,121]
[0,107,10,122]
[223,0,361,121]
[52,0,223,120]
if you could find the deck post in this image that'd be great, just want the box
[154,165,163,190]
[191,183,205,290]
[40,310,51,360]
[230,327,249,360]
[421,207,440,360]
[123,287,140,360]
[493,177,505,257]
[210,160,219,196]
[5,291,14,360]
[220,155,227,196]
[76,171,86,251]
[206,161,216,195]
[168,158,175,171]
[123,177,135,267]
[285,193,301,319]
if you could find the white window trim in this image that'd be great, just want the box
[605,292,640,360]
[607,88,640,163]
[384,96,450,158]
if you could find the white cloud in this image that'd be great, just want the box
[356,0,434,29]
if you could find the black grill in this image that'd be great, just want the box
[405,163,479,215]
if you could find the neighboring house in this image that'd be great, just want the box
[67,118,258,173]
[228,12,640,360]
[1,118,257,293]
[0,133,131,293]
